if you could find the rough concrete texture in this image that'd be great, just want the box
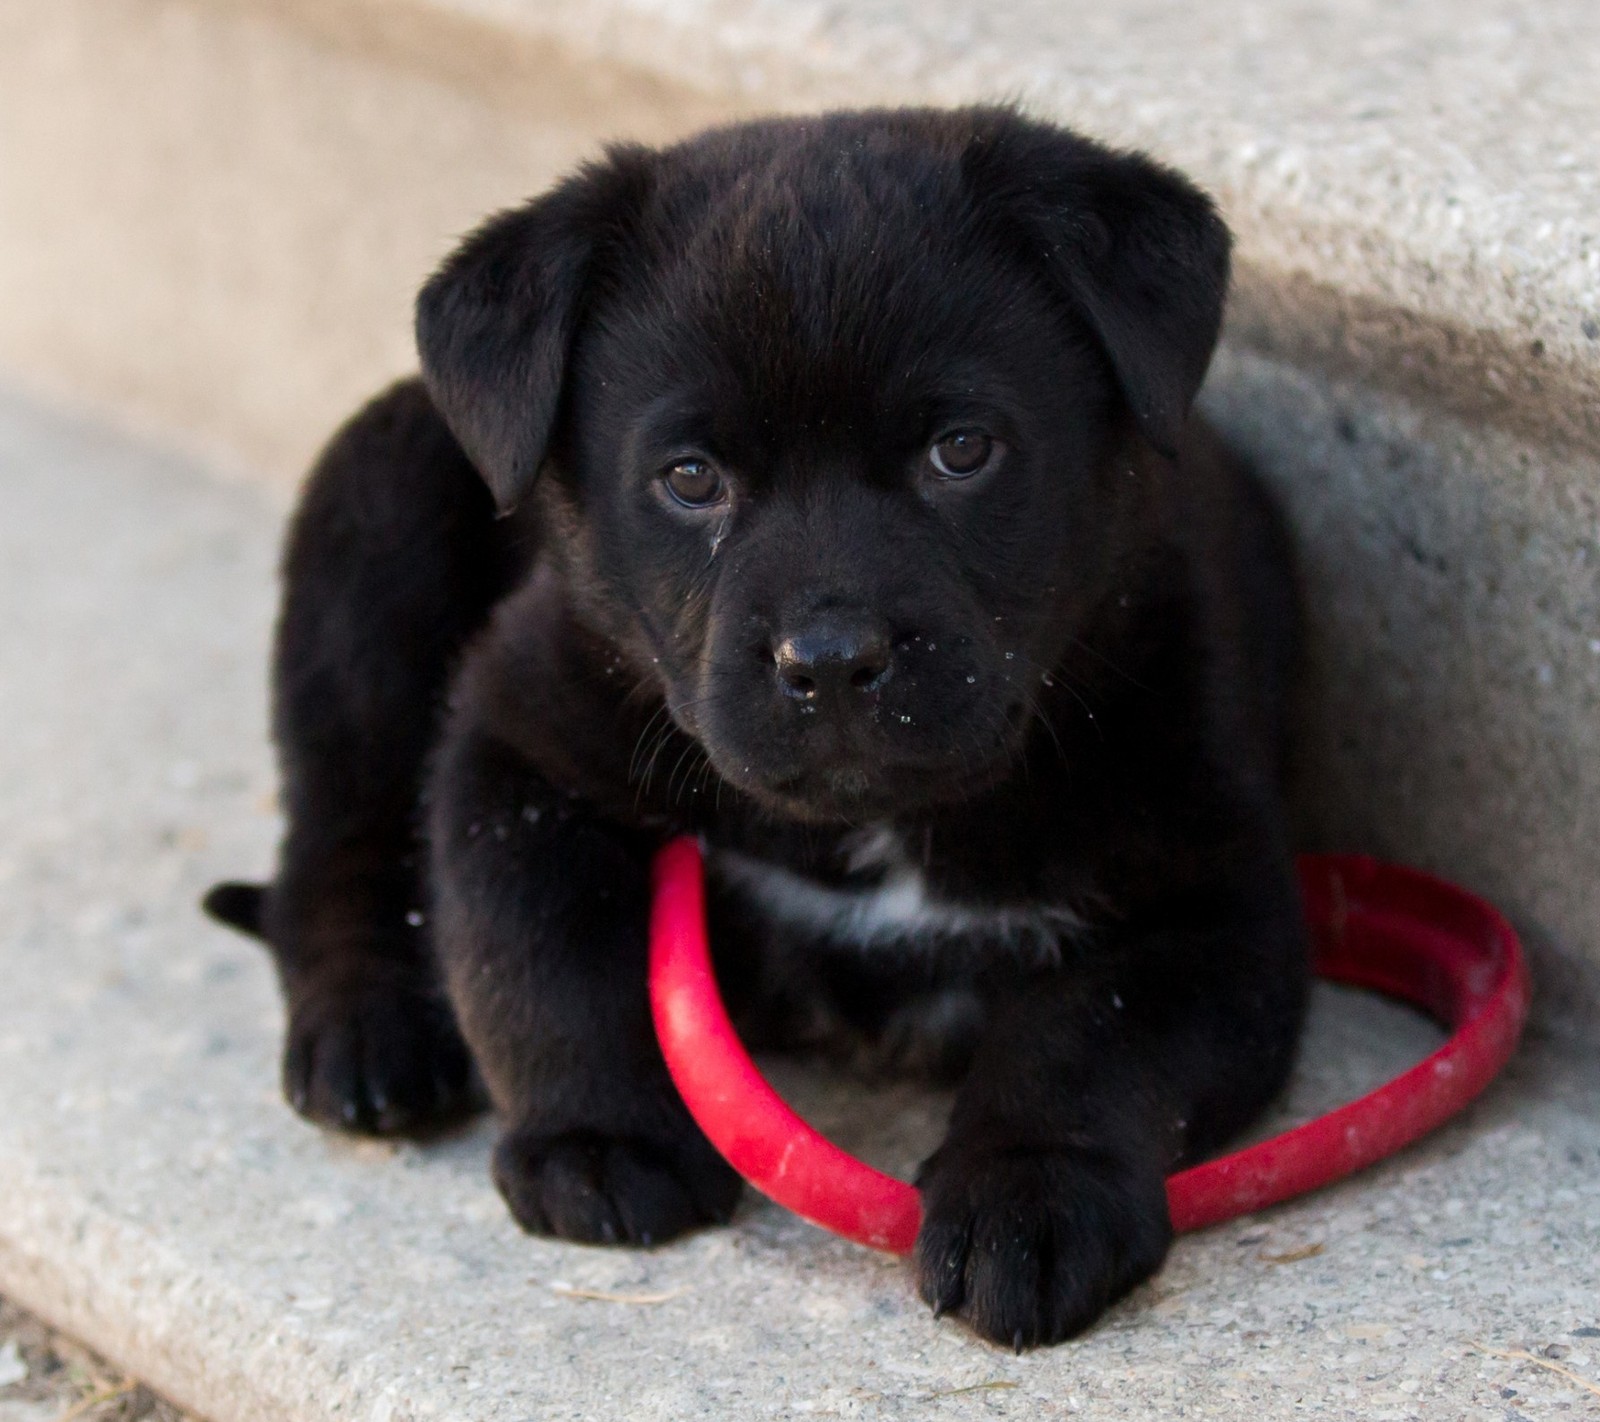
[0,1294,197,1421]
[0,0,732,484]
[5,0,1597,472]
[1200,348,1600,1034]
[3,395,1600,1421]
[421,0,1600,446]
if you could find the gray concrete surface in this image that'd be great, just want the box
[0,0,733,485]
[436,0,1600,447]
[1200,348,1600,1038]
[6,0,1598,476]
[2,395,1599,1421]
[0,1294,196,1422]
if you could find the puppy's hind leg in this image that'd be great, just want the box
[205,379,521,1135]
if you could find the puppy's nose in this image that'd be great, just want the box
[773,616,893,700]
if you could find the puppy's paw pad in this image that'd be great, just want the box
[282,974,478,1136]
[913,1143,1171,1348]
[493,1128,741,1246]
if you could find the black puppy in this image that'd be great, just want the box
[205,106,1308,1348]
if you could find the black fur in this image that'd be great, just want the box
[206,106,1308,1346]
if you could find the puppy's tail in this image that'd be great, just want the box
[202,880,269,940]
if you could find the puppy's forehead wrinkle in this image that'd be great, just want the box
[685,281,1036,453]
[634,160,1038,436]
[594,149,1097,468]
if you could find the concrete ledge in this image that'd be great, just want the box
[0,0,736,485]
[255,0,1600,451]
[1200,349,1600,1037]
[3,386,1599,1422]
[5,0,1596,469]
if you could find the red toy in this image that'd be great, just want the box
[649,837,1530,1254]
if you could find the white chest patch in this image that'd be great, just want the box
[709,826,1084,956]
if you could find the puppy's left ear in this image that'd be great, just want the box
[415,146,654,512]
[964,113,1232,457]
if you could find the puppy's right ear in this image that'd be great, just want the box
[415,147,653,512]
[961,110,1231,460]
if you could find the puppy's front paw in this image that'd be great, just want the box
[282,970,478,1135]
[914,1140,1172,1349]
[493,1126,742,1246]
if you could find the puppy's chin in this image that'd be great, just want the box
[713,751,1016,825]
[680,677,1032,822]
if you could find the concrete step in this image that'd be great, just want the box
[6,0,1596,476]
[1,385,1599,1420]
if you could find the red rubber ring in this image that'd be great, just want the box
[649,837,1530,1254]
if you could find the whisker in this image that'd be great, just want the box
[628,703,673,784]
[665,741,701,806]
[1012,649,1103,750]
[1063,632,1148,691]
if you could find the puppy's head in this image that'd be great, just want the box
[417,108,1229,822]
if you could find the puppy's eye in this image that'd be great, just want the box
[928,430,996,479]
[662,458,727,509]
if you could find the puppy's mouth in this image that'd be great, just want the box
[672,640,1034,821]
[705,719,1024,823]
